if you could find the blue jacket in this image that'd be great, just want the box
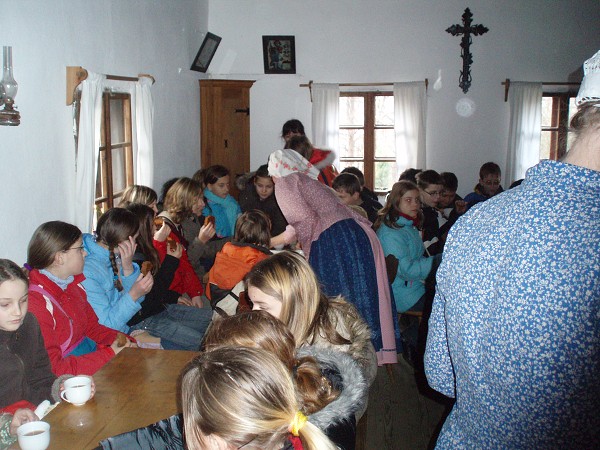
[202,189,241,238]
[376,217,433,312]
[82,234,143,333]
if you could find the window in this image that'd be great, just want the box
[540,93,577,160]
[338,92,396,193]
[95,92,133,216]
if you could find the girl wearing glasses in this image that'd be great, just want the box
[416,170,445,256]
[26,221,133,376]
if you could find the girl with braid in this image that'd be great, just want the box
[82,208,153,333]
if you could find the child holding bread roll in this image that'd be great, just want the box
[26,221,133,376]
[82,208,154,333]
[125,204,212,351]
[156,177,209,307]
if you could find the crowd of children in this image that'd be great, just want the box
[1,114,509,449]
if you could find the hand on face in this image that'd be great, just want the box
[117,236,137,269]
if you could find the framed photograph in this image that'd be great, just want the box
[191,32,222,73]
[262,35,296,74]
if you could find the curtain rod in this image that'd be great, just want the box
[501,78,580,102]
[66,66,155,105]
[299,79,428,101]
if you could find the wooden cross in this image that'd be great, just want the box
[446,8,489,94]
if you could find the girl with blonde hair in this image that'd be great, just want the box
[118,185,159,214]
[245,251,377,387]
[202,311,367,449]
[181,346,337,450]
[157,177,209,307]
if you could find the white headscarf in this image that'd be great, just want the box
[268,149,320,180]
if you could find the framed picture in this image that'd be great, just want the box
[191,32,222,73]
[262,35,296,74]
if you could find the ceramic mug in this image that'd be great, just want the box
[17,420,50,450]
[60,376,92,406]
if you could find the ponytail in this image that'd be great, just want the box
[108,246,124,291]
[297,419,337,450]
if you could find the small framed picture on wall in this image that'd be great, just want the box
[191,32,222,73]
[262,35,296,74]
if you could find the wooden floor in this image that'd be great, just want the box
[355,356,453,450]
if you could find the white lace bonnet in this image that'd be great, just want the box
[576,50,600,107]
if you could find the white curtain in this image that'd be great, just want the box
[506,82,542,184]
[134,77,154,186]
[73,75,154,233]
[311,83,340,166]
[74,72,105,234]
[393,82,427,174]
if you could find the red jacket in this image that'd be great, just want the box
[309,148,338,187]
[154,233,204,298]
[27,270,117,376]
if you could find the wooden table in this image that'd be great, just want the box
[44,348,196,450]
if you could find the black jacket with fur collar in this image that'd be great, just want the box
[297,346,368,450]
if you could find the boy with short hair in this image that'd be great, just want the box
[332,173,380,223]
[464,162,504,211]
[340,166,383,208]
[438,172,466,239]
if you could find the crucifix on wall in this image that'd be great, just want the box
[446,8,489,94]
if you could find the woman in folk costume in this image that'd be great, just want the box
[268,149,401,366]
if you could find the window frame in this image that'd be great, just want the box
[94,91,134,215]
[540,92,576,161]
[338,91,394,194]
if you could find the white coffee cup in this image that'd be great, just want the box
[17,421,50,450]
[60,375,92,406]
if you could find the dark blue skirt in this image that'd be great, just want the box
[309,218,401,354]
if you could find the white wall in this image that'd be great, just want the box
[1,0,599,264]
[206,0,600,186]
[1,0,209,263]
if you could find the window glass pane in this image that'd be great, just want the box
[338,160,365,174]
[112,147,126,193]
[95,150,107,199]
[375,129,395,158]
[339,97,364,126]
[110,99,125,144]
[541,97,553,127]
[375,95,394,126]
[565,98,578,153]
[539,131,551,160]
[339,129,364,158]
[374,161,397,192]
[100,115,105,147]
[568,97,578,123]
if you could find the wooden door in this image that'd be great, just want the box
[200,80,254,198]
